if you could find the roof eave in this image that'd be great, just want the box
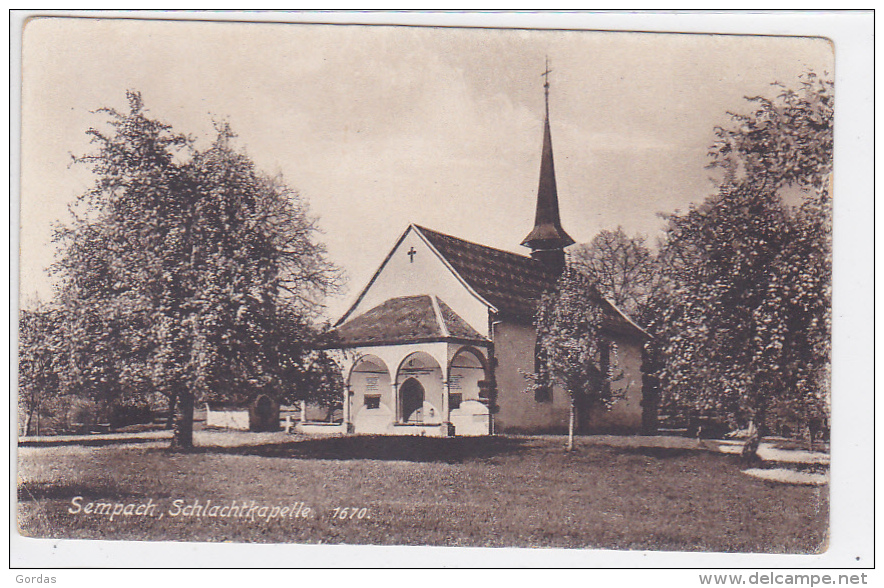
[602,299,652,340]
[323,335,492,350]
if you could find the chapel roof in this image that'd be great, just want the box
[414,225,558,320]
[331,294,488,348]
[415,226,648,338]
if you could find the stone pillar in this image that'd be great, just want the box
[342,387,351,431]
[391,382,399,422]
[299,400,307,423]
[442,378,453,437]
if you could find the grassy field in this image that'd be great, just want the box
[17,432,828,553]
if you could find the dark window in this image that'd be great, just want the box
[364,395,381,410]
[534,386,552,403]
[449,393,462,410]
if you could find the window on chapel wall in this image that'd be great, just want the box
[364,395,381,410]
[449,393,463,410]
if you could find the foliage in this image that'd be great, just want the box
[569,226,658,322]
[52,92,342,447]
[709,72,833,193]
[529,268,620,450]
[272,313,344,410]
[652,73,832,442]
[751,186,831,435]
[653,184,790,426]
[18,307,66,436]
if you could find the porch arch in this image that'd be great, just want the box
[447,345,491,436]
[348,355,393,433]
[395,351,443,424]
[449,346,491,403]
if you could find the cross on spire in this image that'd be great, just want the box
[541,56,553,113]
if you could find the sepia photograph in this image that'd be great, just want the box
[11,11,871,571]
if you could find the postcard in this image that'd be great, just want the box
[13,11,868,571]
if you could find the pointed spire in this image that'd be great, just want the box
[521,59,574,271]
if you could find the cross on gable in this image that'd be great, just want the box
[407,247,417,263]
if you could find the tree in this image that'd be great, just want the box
[654,183,791,435]
[709,72,833,194]
[569,227,658,322]
[53,92,341,449]
[528,269,621,451]
[653,73,832,454]
[18,307,65,436]
[268,311,344,411]
[751,186,831,448]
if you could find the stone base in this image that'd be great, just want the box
[295,422,348,435]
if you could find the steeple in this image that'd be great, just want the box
[521,59,574,273]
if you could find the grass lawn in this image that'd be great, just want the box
[17,433,828,553]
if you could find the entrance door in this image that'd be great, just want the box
[399,378,425,423]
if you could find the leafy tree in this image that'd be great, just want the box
[265,310,343,411]
[53,219,154,422]
[53,92,341,448]
[569,227,658,322]
[709,72,833,193]
[654,184,790,433]
[751,185,831,447]
[653,73,832,453]
[18,307,65,436]
[528,269,621,451]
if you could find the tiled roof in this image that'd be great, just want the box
[331,295,488,348]
[437,298,485,340]
[415,225,557,319]
[415,226,648,338]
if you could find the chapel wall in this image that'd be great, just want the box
[585,335,645,433]
[347,229,490,337]
[491,320,569,433]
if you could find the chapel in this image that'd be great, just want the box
[319,74,652,437]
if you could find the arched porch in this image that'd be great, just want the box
[335,342,493,437]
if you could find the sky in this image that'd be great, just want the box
[19,16,833,320]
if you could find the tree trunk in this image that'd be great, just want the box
[741,419,761,464]
[23,408,34,437]
[807,418,818,452]
[566,396,576,452]
[170,387,194,450]
[165,392,178,430]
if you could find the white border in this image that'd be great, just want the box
[8,9,874,572]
